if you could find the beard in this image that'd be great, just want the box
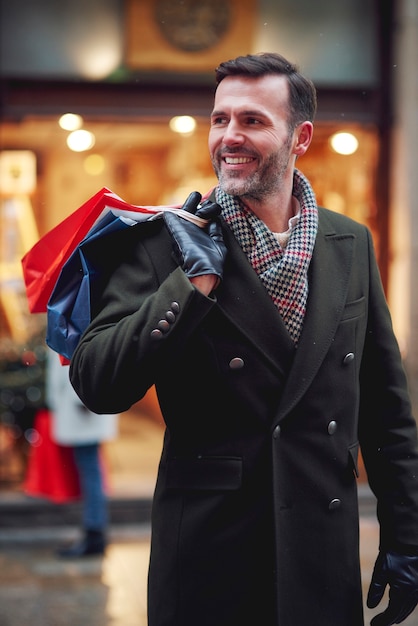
[211,134,293,201]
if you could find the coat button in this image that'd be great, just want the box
[273,425,281,439]
[229,357,244,370]
[327,421,337,435]
[343,352,355,365]
[150,329,163,340]
[157,319,170,332]
[170,301,180,314]
[328,498,341,510]
[166,310,176,323]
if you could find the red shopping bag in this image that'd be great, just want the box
[22,188,113,314]
[23,409,81,503]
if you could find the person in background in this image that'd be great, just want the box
[69,52,418,624]
[47,349,118,557]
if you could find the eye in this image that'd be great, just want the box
[211,116,228,126]
[246,117,261,125]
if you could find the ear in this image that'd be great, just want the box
[293,121,313,156]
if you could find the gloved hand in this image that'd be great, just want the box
[367,550,418,625]
[163,191,227,283]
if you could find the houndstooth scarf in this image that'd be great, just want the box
[216,169,318,345]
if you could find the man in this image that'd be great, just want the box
[69,53,418,625]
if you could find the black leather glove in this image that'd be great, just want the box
[367,550,418,625]
[163,191,227,282]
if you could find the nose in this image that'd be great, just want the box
[222,120,245,146]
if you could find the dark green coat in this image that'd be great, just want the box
[70,206,418,626]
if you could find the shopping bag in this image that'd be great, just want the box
[23,408,81,503]
[22,187,114,313]
[22,187,212,314]
[46,211,135,360]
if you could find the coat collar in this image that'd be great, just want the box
[217,210,356,418]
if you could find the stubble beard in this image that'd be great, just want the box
[212,136,293,203]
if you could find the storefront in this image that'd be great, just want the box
[0,0,395,493]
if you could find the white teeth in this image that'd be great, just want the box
[224,157,253,164]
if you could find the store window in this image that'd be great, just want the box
[0,113,379,492]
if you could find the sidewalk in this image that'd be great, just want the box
[1,511,418,625]
[0,524,151,626]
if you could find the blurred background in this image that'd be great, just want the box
[0,0,417,501]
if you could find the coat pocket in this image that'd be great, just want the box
[341,296,365,321]
[166,456,243,491]
[348,441,360,478]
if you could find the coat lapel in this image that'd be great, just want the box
[276,211,356,419]
[217,224,296,378]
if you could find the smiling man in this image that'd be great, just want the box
[209,72,311,233]
[70,53,418,626]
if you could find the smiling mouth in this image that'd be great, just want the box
[224,156,255,164]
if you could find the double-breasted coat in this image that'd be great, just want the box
[70,202,418,626]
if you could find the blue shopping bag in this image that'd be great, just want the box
[46,212,137,360]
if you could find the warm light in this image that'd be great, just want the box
[66,130,96,152]
[59,113,83,131]
[83,154,105,175]
[68,16,122,80]
[169,116,196,135]
[75,43,121,79]
[330,132,359,155]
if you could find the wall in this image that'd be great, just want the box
[388,0,418,409]
[0,0,378,86]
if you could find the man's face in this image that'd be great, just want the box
[208,74,298,201]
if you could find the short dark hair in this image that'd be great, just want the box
[215,52,317,128]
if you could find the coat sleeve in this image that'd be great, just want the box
[358,228,418,550]
[69,221,216,414]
